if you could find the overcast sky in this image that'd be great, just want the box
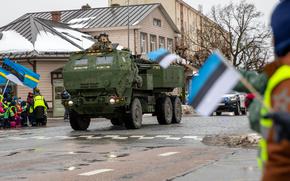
[0,0,278,27]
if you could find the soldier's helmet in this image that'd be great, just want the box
[98,32,109,43]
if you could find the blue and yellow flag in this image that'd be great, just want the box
[3,58,40,88]
[0,67,8,85]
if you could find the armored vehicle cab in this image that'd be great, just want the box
[63,35,184,130]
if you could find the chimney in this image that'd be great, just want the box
[198,5,203,13]
[81,4,91,10]
[51,11,61,22]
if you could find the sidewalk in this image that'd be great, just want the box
[173,148,260,181]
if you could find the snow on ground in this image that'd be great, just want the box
[0,30,34,53]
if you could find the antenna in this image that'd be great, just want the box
[127,0,130,50]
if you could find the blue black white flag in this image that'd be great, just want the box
[187,51,241,116]
[3,58,40,88]
[147,48,178,69]
[0,66,24,86]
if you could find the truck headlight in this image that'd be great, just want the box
[68,100,74,106]
[109,98,116,104]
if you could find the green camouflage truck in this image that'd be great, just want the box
[63,47,184,131]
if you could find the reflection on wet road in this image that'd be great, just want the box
[0,115,259,181]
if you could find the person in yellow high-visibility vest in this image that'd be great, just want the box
[234,1,290,180]
[31,88,49,126]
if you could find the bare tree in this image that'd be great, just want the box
[182,1,272,71]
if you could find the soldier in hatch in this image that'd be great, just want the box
[88,32,113,52]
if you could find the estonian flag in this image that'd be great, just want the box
[3,58,40,88]
[187,51,241,116]
[0,66,24,86]
[147,48,178,69]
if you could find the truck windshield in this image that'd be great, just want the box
[75,59,88,66]
[96,56,114,65]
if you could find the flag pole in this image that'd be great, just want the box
[3,80,9,96]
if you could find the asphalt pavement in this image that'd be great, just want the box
[0,114,260,181]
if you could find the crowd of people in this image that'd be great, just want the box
[0,88,48,129]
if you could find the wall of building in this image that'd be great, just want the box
[90,29,136,53]
[109,0,208,54]
[17,60,67,108]
[88,7,176,55]
[136,8,176,54]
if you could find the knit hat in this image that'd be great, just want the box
[271,0,290,57]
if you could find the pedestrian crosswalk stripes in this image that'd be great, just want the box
[0,134,203,142]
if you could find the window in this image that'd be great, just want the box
[167,38,173,53]
[153,18,161,27]
[150,35,157,51]
[95,56,114,65]
[75,59,88,66]
[159,36,165,48]
[140,32,148,53]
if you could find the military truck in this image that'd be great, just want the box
[63,35,184,131]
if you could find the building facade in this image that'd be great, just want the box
[109,0,207,45]
[0,4,180,117]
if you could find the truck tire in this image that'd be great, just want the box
[156,96,173,125]
[216,112,222,116]
[69,110,91,131]
[241,107,247,115]
[110,118,123,126]
[171,96,182,124]
[124,98,143,129]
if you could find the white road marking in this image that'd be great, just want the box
[78,169,114,176]
[159,152,179,157]
[79,136,93,139]
[155,135,171,138]
[165,137,181,140]
[183,136,203,141]
[139,137,155,140]
[130,135,145,138]
[8,137,27,140]
[87,136,102,139]
[112,137,128,140]
[103,135,119,138]
[31,136,51,140]
[55,136,76,140]
[68,166,76,171]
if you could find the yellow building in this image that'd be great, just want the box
[109,0,209,45]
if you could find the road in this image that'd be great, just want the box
[0,114,260,181]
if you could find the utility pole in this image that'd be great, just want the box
[127,0,130,50]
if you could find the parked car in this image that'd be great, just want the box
[215,91,247,116]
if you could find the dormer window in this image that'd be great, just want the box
[153,18,161,27]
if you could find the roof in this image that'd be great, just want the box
[13,3,179,33]
[0,16,95,55]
